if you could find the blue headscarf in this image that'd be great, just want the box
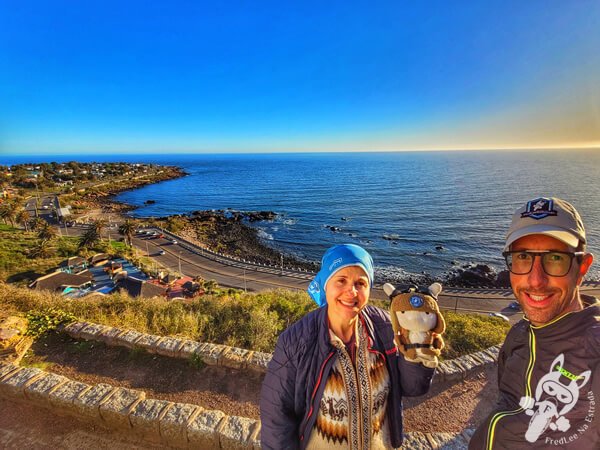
[307,244,374,307]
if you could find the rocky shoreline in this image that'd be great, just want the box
[84,164,509,289]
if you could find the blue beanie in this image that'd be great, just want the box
[307,244,374,307]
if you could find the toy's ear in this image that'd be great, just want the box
[428,282,442,299]
[383,283,396,298]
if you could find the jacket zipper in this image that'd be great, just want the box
[299,350,335,442]
[485,326,537,450]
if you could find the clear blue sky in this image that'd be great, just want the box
[1,1,599,155]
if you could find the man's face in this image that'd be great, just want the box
[509,234,593,326]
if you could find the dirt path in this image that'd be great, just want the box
[23,332,499,432]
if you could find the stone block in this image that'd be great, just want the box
[484,346,500,361]
[220,347,252,370]
[434,432,469,450]
[438,361,462,381]
[402,431,432,449]
[24,372,69,406]
[98,326,126,345]
[129,398,173,444]
[62,321,88,336]
[247,351,271,372]
[79,323,112,341]
[48,380,92,414]
[199,344,230,366]
[115,329,144,349]
[72,383,116,420]
[99,387,145,430]
[219,415,260,449]
[0,367,43,399]
[250,422,261,450]
[178,340,204,359]
[155,337,185,358]
[0,362,20,380]
[134,334,164,353]
[188,409,226,449]
[159,402,201,448]
[473,351,495,365]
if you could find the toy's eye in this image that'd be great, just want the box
[425,312,430,315]
[400,311,405,314]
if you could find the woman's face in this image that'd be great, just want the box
[325,266,370,323]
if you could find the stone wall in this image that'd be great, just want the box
[62,321,500,380]
[0,321,501,449]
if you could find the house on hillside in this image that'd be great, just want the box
[116,277,168,299]
[90,253,111,266]
[58,257,88,273]
[29,271,94,293]
[160,276,203,299]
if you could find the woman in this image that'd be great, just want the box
[260,244,435,449]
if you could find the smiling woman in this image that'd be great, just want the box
[260,244,436,450]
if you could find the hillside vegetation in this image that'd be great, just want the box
[0,283,508,357]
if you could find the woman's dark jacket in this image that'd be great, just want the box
[260,304,435,449]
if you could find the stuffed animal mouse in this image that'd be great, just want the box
[383,282,446,368]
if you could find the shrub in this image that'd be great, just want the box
[441,311,510,359]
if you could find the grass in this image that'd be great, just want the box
[441,311,510,360]
[0,225,132,285]
[0,282,507,356]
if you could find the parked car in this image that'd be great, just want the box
[171,240,178,245]
[159,250,166,256]
[508,301,521,311]
[489,312,510,322]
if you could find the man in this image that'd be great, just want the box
[469,197,599,449]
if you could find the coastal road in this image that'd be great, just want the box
[131,228,600,323]
[68,226,600,324]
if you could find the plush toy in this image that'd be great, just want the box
[383,282,446,368]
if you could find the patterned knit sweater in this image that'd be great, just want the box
[306,319,392,450]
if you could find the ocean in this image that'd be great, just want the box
[4,150,600,280]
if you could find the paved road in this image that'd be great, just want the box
[63,225,600,325]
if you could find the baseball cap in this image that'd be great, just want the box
[504,197,586,251]
[307,244,374,307]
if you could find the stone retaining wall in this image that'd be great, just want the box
[0,321,501,448]
[0,361,261,449]
[61,321,500,380]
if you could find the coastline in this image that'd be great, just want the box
[76,163,508,288]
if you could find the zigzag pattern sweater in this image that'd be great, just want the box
[306,320,392,450]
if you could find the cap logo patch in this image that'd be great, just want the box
[521,198,558,220]
[308,280,320,295]
[328,258,343,271]
[410,295,424,308]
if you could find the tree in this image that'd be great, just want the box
[0,200,17,226]
[79,227,101,250]
[202,279,219,295]
[28,239,55,259]
[31,217,46,232]
[118,219,137,246]
[91,219,107,240]
[37,222,58,242]
[16,209,31,231]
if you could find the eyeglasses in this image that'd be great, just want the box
[502,251,584,277]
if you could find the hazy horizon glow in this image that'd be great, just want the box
[1,1,599,155]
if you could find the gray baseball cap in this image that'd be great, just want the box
[504,197,586,251]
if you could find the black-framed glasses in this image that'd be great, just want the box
[502,251,584,277]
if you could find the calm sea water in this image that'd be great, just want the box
[4,151,600,280]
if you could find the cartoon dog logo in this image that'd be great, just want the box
[519,353,591,443]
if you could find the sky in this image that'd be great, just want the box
[1,1,599,155]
